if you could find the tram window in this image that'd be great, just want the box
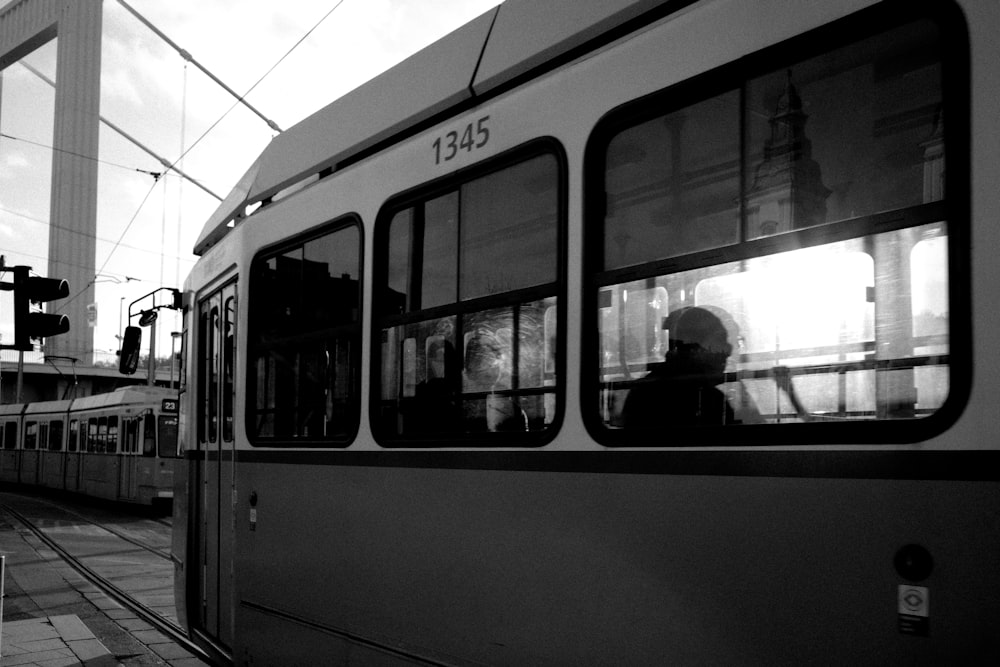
[24,422,37,450]
[39,423,48,450]
[223,296,235,442]
[586,11,962,442]
[87,418,97,452]
[124,418,137,454]
[158,415,179,458]
[4,421,17,449]
[49,420,64,451]
[248,218,361,445]
[97,417,108,453]
[108,416,119,454]
[68,419,78,452]
[373,147,563,444]
[208,305,220,443]
[197,308,208,444]
[143,414,156,456]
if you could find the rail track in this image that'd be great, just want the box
[0,492,215,665]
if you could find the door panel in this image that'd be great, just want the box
[195,280,237,650]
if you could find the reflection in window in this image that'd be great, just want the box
[376,151,562,442]
[604,92,739,269]
[745,21,942,238]
[249,221,361,444]
[592,14,954,436]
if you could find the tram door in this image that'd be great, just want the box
[195,281,237,650]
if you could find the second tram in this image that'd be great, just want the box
[0,385,179,507]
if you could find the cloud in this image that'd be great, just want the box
[5,152,29,167]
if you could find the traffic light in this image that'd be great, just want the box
[12,265,70,351]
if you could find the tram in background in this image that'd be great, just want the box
[0,385,179,508]
[173,0,1000,664]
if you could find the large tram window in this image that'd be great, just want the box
[248,218,361,445]
[2,421,14,449]
[68,420,78,452]
[373,147,563,444]
[586,9,963,443]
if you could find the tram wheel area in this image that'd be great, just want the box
[0,489,212,666]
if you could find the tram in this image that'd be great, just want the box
[173,0,1000,664]
[0,385,179,507]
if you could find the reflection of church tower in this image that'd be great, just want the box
[746,71,831,237]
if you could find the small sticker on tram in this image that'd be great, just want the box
[898,585,929,636]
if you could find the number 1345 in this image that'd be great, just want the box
[432,116,490,165]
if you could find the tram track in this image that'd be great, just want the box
[1,499,215,665]
[23,494,174,561]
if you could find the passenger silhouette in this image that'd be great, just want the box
[622,305,739,429]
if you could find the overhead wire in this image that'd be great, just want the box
[116,0,283,133]
[0,131,162,179]
[0,205,198,267]
[18,61,223,201]
[159,0,347,174]
[60,1,348,308]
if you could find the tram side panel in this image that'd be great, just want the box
[229,462,1000,665]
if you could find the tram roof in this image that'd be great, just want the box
[67,386,176,412]
[195,0,669,254]
[24,398,74,415]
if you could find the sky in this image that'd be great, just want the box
[0,0,499,365]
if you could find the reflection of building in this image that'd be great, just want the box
[746,72,831,237]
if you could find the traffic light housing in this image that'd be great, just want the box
[12,266,70,351]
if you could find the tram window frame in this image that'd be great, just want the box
[582,0,969,446]
[246,215,363,447]
[371,140,567,447]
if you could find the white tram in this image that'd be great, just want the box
[0,385,179,507]
[174,0,1000,663]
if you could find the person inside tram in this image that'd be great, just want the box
[622,305,811,429]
